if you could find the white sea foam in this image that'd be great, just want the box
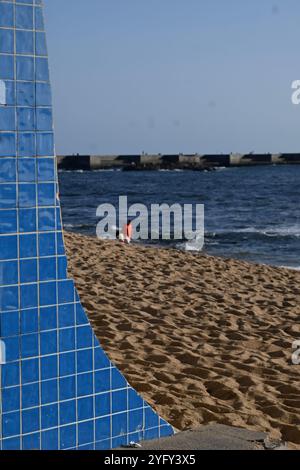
[210,225,300,238]
[279,265,300,271]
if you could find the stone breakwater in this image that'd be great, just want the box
[57,153,300,171]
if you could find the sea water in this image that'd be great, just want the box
[59,164,300,269]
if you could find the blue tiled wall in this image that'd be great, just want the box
[0,0,174,450]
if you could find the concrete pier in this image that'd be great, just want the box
[57,152,300,171]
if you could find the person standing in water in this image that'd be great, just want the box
[119,219,132,243]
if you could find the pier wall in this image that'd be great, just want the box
[57,153,300,171]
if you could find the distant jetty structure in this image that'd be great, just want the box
[57,153,300,171]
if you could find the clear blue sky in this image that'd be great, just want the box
[45,0,300,155]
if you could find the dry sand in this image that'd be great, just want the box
[64,232,300,447]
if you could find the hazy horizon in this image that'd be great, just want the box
[45,0,300,155]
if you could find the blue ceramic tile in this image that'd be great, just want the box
[0,209,17,234]
[76,303,89,326]
[78,420,94,446]
[1,310,19,337]
[16,30,34,54]
[2,386,20,413]
[59,352,75,377]
[4,336,20,362]
[94,347,110,370]
[39,255,56,280]
[0,158,16,183]
[36,133,54,156]
[18,158,36,182]
[40,306,57,331]
[59,375,75,401]
[2,412,21,438]
[128,388,144,409]
[20,283,38,309]
[0,107,15,131]
[0,260,18,285]
[2,437,21,450]
[77,348,93,373]
[78,396,94,421]
[77,372,93,397]
[95,416,111,442]
[21,333,39,359]
[0,3,14,28]
[38,208,56,231]
[36,32,47,56]
[58,280,74,304]
[112,367,127,390]
[95,439,110,450]
[59,400,76,425]
[41,378,58,405]
[16,5,34,30]
[60,424,76,450]
[17,82,35,106]
[17,108,36,131]
[58,303,75,328]
[3,80,15,105]
[39,281,57,306]
[77,326,93,349]
[22,383,39,409]
[0,285,19,311]
[41,355,58,380]
[19,234,37,258]
[112,412,127,438]
[37,182,55,205]
[40,330,57,355]
[95,392,110,417]
[1,361,20,388]
[36,83,52,106]
[18,133,36,157]
[0,54,14,80]
[17,56,34,81]
[112,390,128,414]
[41,428,58,450]
[0,29,14,53]
[35,7,45,31]
[21,358,39,384]
[112,436,127,449]
[94,369,111,394]
[20,308,39,334]
[20,259,38,283]
[36,58,49,82]
[0,132,16,156]
[145,406,159,429]
[39,232,56,256]
[22,433,40,451]
[0,235,18,260]
[59,327,75,352]
[129,409,143,433]
[37,158,55,181]
[18,183,36,207]
[19,208,37,233]
[41,403,58,429]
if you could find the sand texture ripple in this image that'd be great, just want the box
[65,232,300,447]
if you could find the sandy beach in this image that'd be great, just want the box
[65,231,300,447]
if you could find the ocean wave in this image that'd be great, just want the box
[279,265,300,271]
[207,225,300,238]
[63,223,95,230]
